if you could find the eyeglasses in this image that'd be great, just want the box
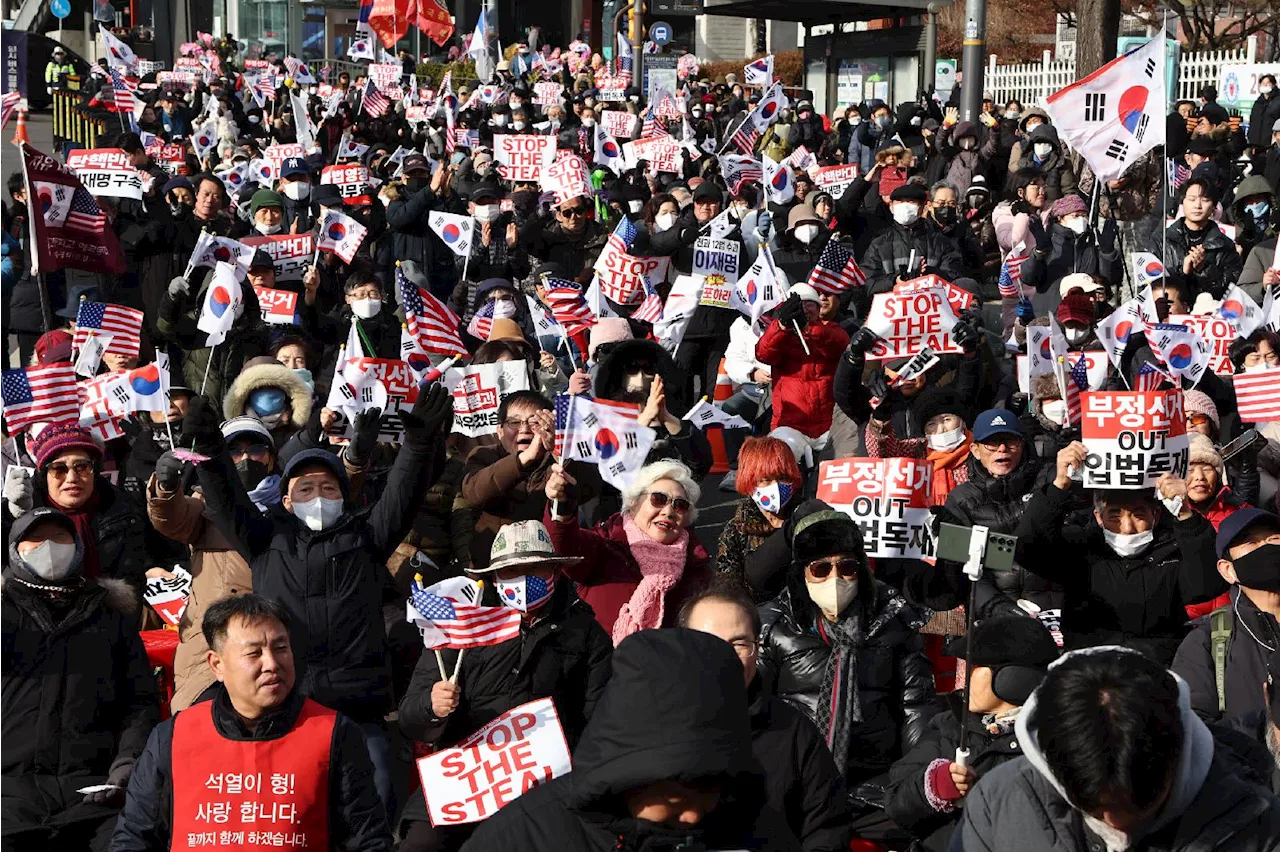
[559,206,587,218]
[647,491,692,514]
[48,460,94,479]
[805,557,860,580]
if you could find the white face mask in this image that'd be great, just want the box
[351,298,382,319]
[927,425,967,452]
[806,575,857,621]
[292,496,344,531]
[21,540,77,581]
[892,203,920,226]
[1065,327,1089,344]
[655,212,677,232]
[474,204,499,222]
[255,220,282,235]
[282,181,310,201]
[1064,217,1088,235]
[628,200,643,214]
[793,224,819,244]
[1103,528,1154,558]
[1033,142,1054,158]
[1041,399,1067,425]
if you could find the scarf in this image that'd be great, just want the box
[611,514,688,646]
[814,602,865,774]
[926,431,972,506]
[55,490,101,579]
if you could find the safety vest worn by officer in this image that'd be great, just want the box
[169,698,337,850]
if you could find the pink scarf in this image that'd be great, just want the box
[612,514,689,646]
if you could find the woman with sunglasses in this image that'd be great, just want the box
[544,459,713,645]
[758,503,935,841]
[2,424,149,603]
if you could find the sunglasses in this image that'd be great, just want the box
[560,206,587,217]
[647,491,692,514]
[806,557,860,580]
[48,460,94,479]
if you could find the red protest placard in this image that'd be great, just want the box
[1080,390,1188,489]
[494,135,556,183]
[816,458,936,558]
[416,698,572,826]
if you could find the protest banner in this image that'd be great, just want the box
[252,286,299,325]
[65,149,143,200]
[1080,390,1188,489]
[241,234,314,283]
[534,80,562,106]
[416,698,571,826]
[593,242,671,305]
[893,275,974,316]
[601,110,634,139]
[541,153,590,204]
[1016,350,1111,394]
[692,237,740,284]
[699,273,733,309]
[816,458,935,559]
[368,62,403,93]
[862,287,962,359]
[321,164,372,205]
[443,361,531,437]
[811,164,859,199]
[625,135,683,174]
[494,135,557,182]
[1165,314,1236,375]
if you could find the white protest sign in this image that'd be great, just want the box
[816,458,936,559]
[692,237,740,284]
[1081,390,1189,489]
[494,135,557,182]
[416,698,571,826]
[443,361,531,437]
[863,287,962,359]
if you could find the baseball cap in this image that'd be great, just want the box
[1215,508,1280,559]
[972,409,1024,442]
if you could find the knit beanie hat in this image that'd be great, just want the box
[1183,390,1220,431]
[1188,433,1223,478]
[32,424,102,470]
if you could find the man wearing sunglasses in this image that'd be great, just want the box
[758,503,936,844]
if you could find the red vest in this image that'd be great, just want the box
[169,698,336,851]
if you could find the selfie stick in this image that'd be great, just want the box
[955,524,990,769]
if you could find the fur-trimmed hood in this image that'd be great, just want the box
[222,357,314,425]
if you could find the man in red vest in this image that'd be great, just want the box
[107,595,392,851]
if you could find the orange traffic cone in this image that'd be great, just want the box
[11,108,29,146]
[708,359,735,475]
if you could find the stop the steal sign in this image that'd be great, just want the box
[418,698,571,825]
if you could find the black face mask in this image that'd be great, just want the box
[934,206,958,227]
[1232,543,1280,591]
[235,458,271,492]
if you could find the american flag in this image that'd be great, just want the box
[807,240,866,295]
[1,365,80,430]
[542,277,596,336]
[66,187,109,235]
[1234,367,1280,423]
[108,67,136,114]
[408,577,521,649]
[398,266,468,356]
[997,248,1029,299]
[729,121,761,155]
[362,78,390,117]
[607,215,639,253]
[1,90,20,129]
[73,301,144,358]
[468,300,497,340]
[632,275,664,324]
[1064,354,1090,426]
[1132,361,1169,392]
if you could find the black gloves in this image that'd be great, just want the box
[182,396,224,457]
[400,384,454,451]
[345,408,383,468]
[952,320,979,354]
[1027,216,1050,253]
[776,294,806,328]
[154,451,185,492]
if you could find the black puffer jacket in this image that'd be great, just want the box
[461,629,799,852]
[758,579,936,797]
[398,582,613,749]
[1016,482,1226,664]
[935,455,1063,618]
[1159,219,1244,300]
[2,568,158,832]
[860,219,966,295]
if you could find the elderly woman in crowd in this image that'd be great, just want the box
[545,458,712,644]
[717,436,805,603]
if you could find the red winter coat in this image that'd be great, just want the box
[1185,486,1251,619]
[755,317,850,438]
[545,509,713,638]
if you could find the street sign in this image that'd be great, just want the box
[50,0,71,18]
[648,21,673,45]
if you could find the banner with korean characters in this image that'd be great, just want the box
[1080,390,1189,489]
[816,457,936,559]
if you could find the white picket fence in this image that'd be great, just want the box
[982,36,1257,108]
